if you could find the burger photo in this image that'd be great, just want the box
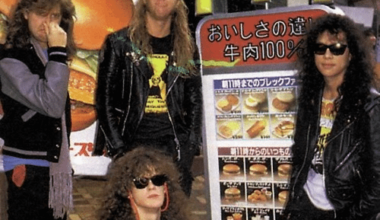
[0,0,134,131]
[222,163,241,176]
[224,187,241,202]
[249,163,268,176]
[278,190,289,204]
[271,91,295,112]
[68,0,133,131]
[277,164,292,178]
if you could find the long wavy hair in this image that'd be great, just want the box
[297,14,373,116]
[128,0,197,76]
[5,0,76,58]
[98,147,190,220]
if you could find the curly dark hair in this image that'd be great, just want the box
[5,0,76,58]
[297,13,373,115]
[97,147,190,220]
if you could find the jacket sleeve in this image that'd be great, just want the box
[348,98,380,219]
[0,47,69,118]
[183,50,203,155]
[95,35,125,156]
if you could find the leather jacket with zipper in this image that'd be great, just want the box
[93,28,203,162]
[285,88,380,220]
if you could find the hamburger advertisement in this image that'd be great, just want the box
[246,158,271,181]
[274,158,292,181]
[221,182,245,205]
[69,0,133,132]
[274,183,289,208]
[0,0,133,175]
[219,157,245,181]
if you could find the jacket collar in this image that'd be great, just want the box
[30,37,48,65]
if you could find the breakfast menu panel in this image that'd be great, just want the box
[214,76,297,142]
[214,75,297,220]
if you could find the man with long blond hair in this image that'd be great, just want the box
[0,0,76,219]
[94,0,203,196]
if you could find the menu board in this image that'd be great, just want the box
[196,5,342,220]
[205,72,296,220]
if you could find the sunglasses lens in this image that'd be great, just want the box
[133,177,149,189]
[314,44,328,55]
[133,175,167,189]
[330,45,347,55]
[151,175,167,186]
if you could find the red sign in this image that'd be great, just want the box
[198,8,328,68]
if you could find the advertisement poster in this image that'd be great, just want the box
[196,5,342,220]
[0,0,134,175]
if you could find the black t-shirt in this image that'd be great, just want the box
[135,34,174,140]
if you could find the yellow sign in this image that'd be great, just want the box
[196,0,212,15]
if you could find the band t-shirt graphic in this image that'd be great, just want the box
[303,98,336,210]
[134,34,174,140]
[145,54,169,114]
[311,98,336,174]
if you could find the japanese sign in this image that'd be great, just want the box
[197,5,341,220]
[198,6,329,69]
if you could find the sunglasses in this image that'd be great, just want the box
[132,174,168,189]
[314,43,348,56]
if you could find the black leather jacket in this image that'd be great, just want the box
[93,28,203,161]
[285,88,380,219]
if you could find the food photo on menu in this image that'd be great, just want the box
[273,158,292,182]
[246,182,273,207]
[219,157,245,181]
[248,208,273,220]
[245,157,272,181]
[222,207,245,220]
[243,115,270,139]
[242,89,269,113]
[274,183,289,208]
[220,182,246,205]
[269,88,296,113]
[270,114,295,139]
[217,117,243,140]
[215,91,242,114]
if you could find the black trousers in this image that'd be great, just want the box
[287,191,336,220]
[5,165,66,220]
[132,136,195,197]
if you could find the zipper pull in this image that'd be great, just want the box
[174,138,180,161]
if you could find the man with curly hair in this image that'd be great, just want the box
[98,147,190,220]
[94,0,203,197]
[283,14,380,220]
[0,0,76,219]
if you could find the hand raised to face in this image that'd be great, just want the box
[44,21,67,48]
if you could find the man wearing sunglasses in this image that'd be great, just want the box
[282,14,380,220]
[98,147,190,220]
